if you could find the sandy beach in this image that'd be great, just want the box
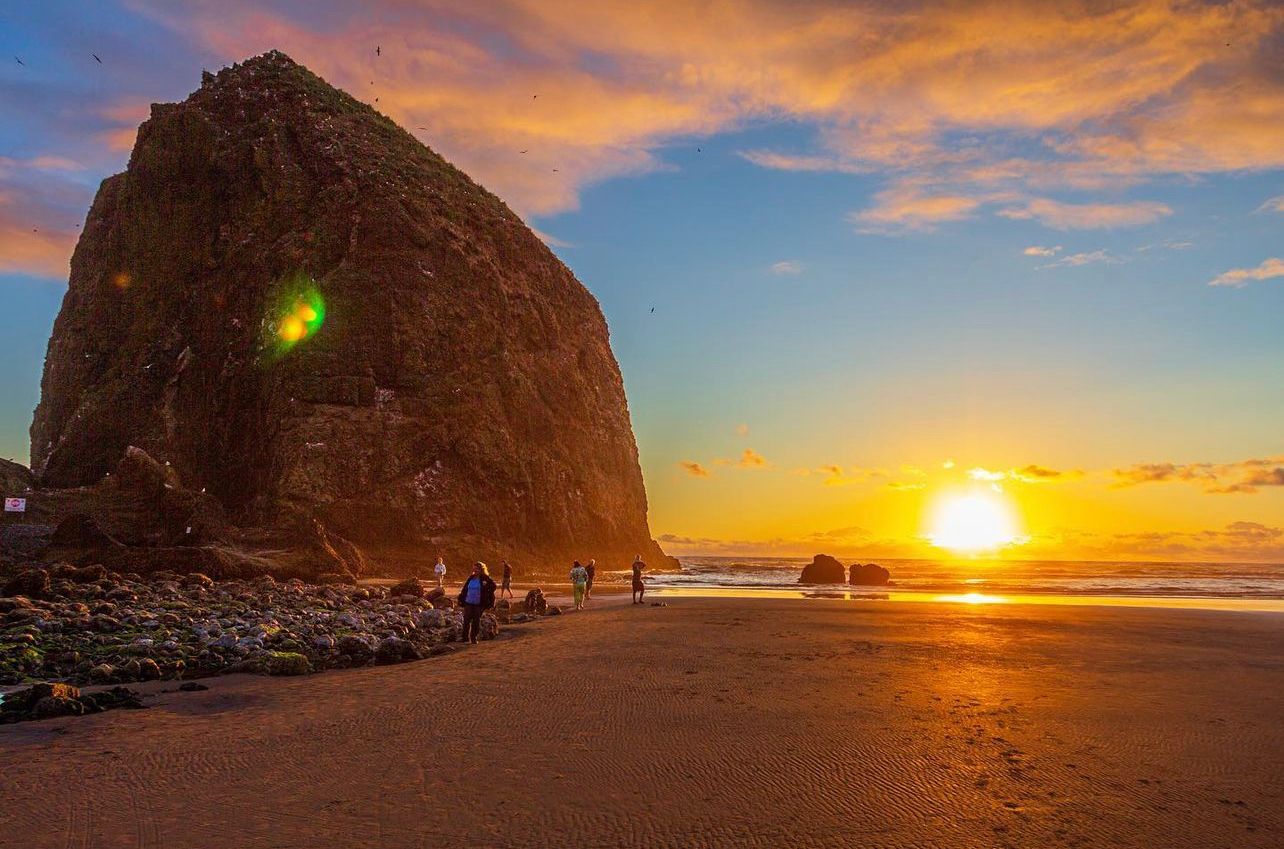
[2,596,1281,848]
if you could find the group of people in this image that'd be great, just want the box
[428,554,650,642]
[569,555,648,609]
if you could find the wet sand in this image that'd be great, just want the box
[2,597,1281,848]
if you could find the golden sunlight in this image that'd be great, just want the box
[927,489,1021,554]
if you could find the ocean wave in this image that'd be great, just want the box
[644,556,1284,599]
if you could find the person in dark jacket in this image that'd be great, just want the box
[457,562,497,644]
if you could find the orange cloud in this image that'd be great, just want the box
[999,199,1172,230]
[678,460,710,478]
[0,176,82,279]
[1113,456,1284,494]
[737,448,768,469]
[129,0,1284,221]
[1208,257,1284,288]
[1023,245,1062,257]
[851,187,983,233]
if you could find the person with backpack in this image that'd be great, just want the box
[457,562,497,644]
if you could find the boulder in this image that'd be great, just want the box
[336,635,374,662]
[28,50,671,577]
[389,578,425,598]
[478,613,500,641]
[798,554,846,584]
[375,636,421,664]
[266,651,312,675]
[848,562,891,586]
[2,568,51,599]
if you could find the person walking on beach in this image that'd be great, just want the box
[584,559,596,601]
[457,562,496,644]
[500,560,513,599]
[570,560,589,610]
[631,554,646,605]
[433,556,447,591]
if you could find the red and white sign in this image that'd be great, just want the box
[3,497,26,513]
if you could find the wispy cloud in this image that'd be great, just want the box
[1023,245,1062,257]
[678,460,710,478]
[999,199,1172,230]
[1113,456,1284,494]
[769,260,803,275]
[735,423,750,437]
[850,188,983,234]
[1208,257,1284,288]
[1256,195,1284,213]
[1039,249,1118,269]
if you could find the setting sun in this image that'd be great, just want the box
[928,490,1021,554]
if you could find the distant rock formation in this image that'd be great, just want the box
[0,458,32,496]
[798,554,846,584]
[848,562,891,586]
[28,51,670,576]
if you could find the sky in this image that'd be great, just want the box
[1,0,1282,562]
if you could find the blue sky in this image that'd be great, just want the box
[2,1,1282,560]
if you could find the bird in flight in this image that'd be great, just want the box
[552,168,559,173]
[519,150,528,154]
[650,307,655,313]
[14,56,24,66]
[92,53,102,63]
[532,94,538,99]
[376,45,381,56]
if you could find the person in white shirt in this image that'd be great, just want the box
[434,556,447,591]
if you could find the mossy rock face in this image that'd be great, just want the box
[265,651,311,676]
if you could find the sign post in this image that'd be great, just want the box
[3,497,26,513]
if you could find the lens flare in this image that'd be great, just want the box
[112,271,131,290]
[278,315,307,342]
[265,271,326,358]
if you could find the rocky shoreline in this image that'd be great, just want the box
[1,565,552,701]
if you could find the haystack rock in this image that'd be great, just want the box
[30,51,670,575]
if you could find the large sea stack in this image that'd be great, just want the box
[30,51,669,575]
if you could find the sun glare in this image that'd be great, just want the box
[928,490,1020,554]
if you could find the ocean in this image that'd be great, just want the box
[624,556,1284,600]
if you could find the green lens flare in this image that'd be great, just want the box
[265,271,326,359]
